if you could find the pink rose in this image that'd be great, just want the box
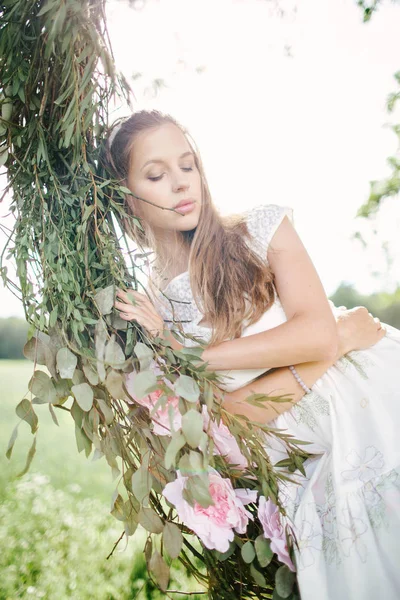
[202,407,248,470]
[257,495,295,571]
[125,363,181,436]
[163,469,257,552]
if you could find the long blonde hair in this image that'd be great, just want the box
[101,110,276,346]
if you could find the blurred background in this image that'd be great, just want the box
[1,0,399,598]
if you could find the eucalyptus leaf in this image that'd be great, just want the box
[255,535,273,568]
[15,398,38,433]
[164,433,186,470]
[138,506,164,534]
[56,347,77,379]
[72,383,94,411]
[94,285,115,315]
[134,342,154,371]
[131,465,152,504]
[182,409,203,449]
[28,370,57,404]
[105,335,125,368]
[241,541,256,564]
[129,370,157,401]
[16,435,37,478]
[96,398,114,425]
[275,565,296,598]
[74,423,92,457]
[105,369,125,399]
[6,424,19,460]
[174,374,200,403]
[250,563,268,588]
[149,551,170,592]
[163,522,183,559]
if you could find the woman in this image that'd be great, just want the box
[102,109,400,600]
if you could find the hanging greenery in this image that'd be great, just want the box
[356,0,400,217]
[0,1,308,597]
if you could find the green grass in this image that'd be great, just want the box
[1,359,114,504]
[0,360,207,600]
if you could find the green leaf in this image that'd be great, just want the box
[163,522,183,559]
[149,551,170,592]
[129,370,157,401]
[134,342,154,371]
[138,507,164,534]
[95,319,108,382]
[105,369,125,399]
[250,563,268,588]
[241,540,256,564]
[74,423,92,457]
[82,361,99,385]
[131,465,152,504]
[184,475,213,508]
[56,347,77,379]
[23,336,48,365]
[174,374,200,403]
[165,434,186,469]
[214,543,236,562]
[105,335,125,368]
[275,565,296,598]
[15,399,38,433]
[255,535,273,568]
[5,424,19,460]
[28,370,57,403]
[16,435,37,478]
[181,409,203,449]
[110,493,125,521]
[96,398,114,425]
[94,285,115,314]
[72,383,94,411]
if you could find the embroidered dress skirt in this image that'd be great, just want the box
[267,322,400,600]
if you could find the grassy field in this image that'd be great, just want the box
[0,360,207,600]
[1,359,114,504]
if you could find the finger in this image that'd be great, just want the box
[114,300,155,321]
[117,289,149,305]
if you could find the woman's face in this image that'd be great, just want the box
[126,123,203,236]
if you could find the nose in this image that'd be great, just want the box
[171,169,190,193]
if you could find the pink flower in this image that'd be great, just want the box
[125,365,181,436]
[163,470,257,552]
[202,407,248,470]
[257,495,295,571]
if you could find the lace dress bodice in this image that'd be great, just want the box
[149,204,293,391]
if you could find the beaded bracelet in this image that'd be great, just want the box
[288,365,312,395]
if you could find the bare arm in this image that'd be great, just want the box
[222,357,336,425]
[202,216,339,371]
[222,307,386,425]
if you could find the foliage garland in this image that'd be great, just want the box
[0,1,311,598]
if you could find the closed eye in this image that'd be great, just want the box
[148,167,193,182]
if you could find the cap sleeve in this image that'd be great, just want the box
[245,203,293,263]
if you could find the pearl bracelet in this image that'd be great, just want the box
[288,365,312,395]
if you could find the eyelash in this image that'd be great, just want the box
[148,167,193,182]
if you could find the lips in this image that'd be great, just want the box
[174,199,196,215]
[175,199,195,209]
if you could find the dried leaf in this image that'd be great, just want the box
[149,551,170,592]
[138,506,164,534]
[163,522,183,559]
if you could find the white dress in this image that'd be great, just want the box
[150,204,400,600]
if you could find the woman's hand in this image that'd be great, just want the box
[336,306,386,358]
[114,288,164,339]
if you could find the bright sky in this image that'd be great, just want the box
[1,0,400,318]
